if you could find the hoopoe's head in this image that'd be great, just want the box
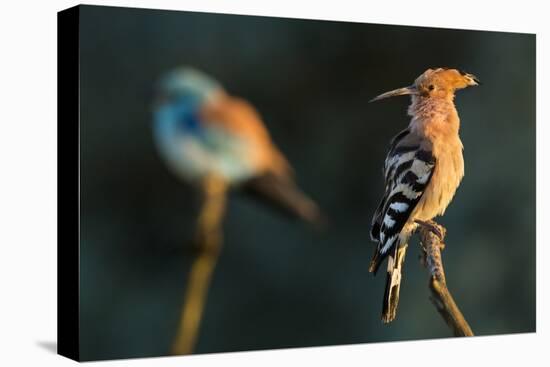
[155,67,225,108]
[370,68,480,102]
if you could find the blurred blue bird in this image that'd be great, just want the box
[153,67,323,225]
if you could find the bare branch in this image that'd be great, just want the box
[172,175,227,355]
[418,221,474,337]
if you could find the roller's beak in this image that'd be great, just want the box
[369,85,418,102]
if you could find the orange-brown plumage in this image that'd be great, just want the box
[200,95,291,179]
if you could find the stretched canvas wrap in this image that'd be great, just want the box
[58,4,536,362]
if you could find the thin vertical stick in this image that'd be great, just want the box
[172,175,227,355]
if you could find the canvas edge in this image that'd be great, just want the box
[57,4,81,362]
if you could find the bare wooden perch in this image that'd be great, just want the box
[417,220,474,337]
[172,175,227,355]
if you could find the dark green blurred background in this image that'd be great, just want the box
[78,5,536,361]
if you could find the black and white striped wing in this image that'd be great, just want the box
[377,150,435,253]
[370,132,435,271]
[370,128,410,242]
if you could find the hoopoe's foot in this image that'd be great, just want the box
[415,219,445,243]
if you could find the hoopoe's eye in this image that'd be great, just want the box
[428,85,435,91]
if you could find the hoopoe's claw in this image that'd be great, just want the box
[415,219,444,241]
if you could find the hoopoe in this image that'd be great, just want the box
[368,68,480,322]
[153,67,323,225]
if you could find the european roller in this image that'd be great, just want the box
[153,67,323,225]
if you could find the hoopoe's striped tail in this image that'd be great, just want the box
[381,243,408,323]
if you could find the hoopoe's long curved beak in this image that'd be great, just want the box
[369,85,418,102]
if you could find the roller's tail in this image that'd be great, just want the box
[241,172,326,228]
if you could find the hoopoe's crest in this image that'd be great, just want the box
[413,68,480,96]
[368,67,479,322]
[153,67,323,225]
